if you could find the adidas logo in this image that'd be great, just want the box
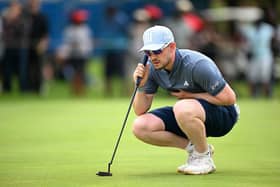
[184,80,189,87]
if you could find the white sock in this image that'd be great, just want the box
[193,147,210,156]
[185,141,193,151]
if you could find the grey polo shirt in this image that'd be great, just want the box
[139,49,226,96]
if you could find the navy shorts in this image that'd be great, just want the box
[149,99,239,138]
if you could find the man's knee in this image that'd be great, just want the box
[132,116,148,139]
[174,100,195,122]
[173,99,205,124]
[132,114,164,140]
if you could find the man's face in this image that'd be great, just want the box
[144,43,175,70]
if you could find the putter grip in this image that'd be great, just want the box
[136,55,148,87]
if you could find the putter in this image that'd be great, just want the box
[97,55,148,177]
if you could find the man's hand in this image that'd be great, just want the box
[133,63,150,87]
[170,90,193,99]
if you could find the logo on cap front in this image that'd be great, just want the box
[144,31,154,44]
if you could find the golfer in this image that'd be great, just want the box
[132,25,239,175]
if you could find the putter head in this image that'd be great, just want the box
[96,171,112,177]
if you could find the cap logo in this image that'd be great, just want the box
[144,31,153,43]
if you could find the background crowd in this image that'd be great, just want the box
[0,0,279,98]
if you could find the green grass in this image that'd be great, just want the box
[2,57,280,99]
[0,97,279,187]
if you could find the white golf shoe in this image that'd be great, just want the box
[177,144,215,174]
[182,151,216,175]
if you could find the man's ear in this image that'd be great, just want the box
[169,42,176,50]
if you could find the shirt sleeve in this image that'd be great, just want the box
[192,60,226,96]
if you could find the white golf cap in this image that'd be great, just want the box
[139,25,174,51]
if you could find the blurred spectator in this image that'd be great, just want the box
[126,8,151,92]
[272,24,280,81]
[164,0,195,49]
[188,15,221,61]
[100,5,129,96]
[180,1,204,34]
[56,9,93,96]
[226,21,249,82]
[0,18,2,92]
[144,4,163,25]
[239,8,275,98]
[1,0,26,93]
[128,8,151,64]
[24,0,49,94]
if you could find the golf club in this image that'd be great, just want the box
[96,55,148,177]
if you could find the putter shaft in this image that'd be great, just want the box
[107,85,138,170]
[97,55,148,177]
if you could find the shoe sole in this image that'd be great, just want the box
[177,167,186,173]
[177,144,215,174]
[177,167,216,174]
[183,167,216,175]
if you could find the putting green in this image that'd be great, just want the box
[0,98,279,187]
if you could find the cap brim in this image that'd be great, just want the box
[139,43,165,51]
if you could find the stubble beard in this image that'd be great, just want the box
[153,55,171,70]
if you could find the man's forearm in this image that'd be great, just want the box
[133,92,153,116]
[189,92,228,105]
[172,84,236,106]
[194,84,236,106]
